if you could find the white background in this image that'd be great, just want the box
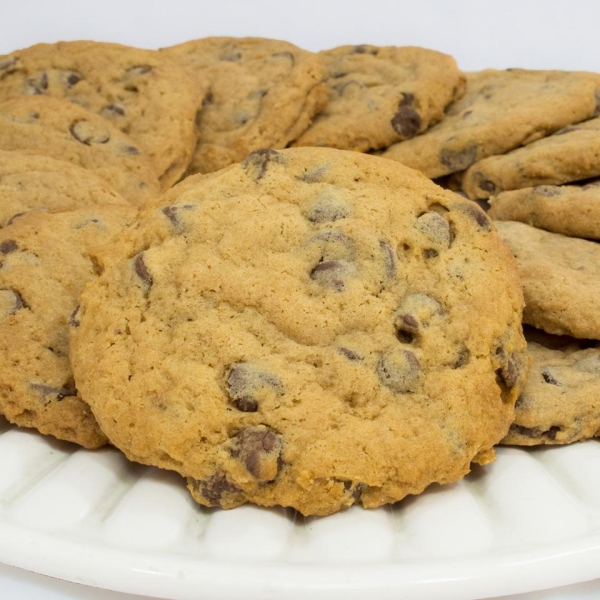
[0,1,599,598]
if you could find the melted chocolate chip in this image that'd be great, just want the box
[69,306,81,328]
[0,240,18,254]
[391,105,421,138]
[510,424,560,440]
[230,426,284,482]
[0,289,26,318]
[101,103,126,118]
[541,368,559,385]
[69,120,110,145]
[306,198,350,223]
[453,346,470,369]
[0,57,18,72]
[351,45,378,55]
[380,241,398,278]
[495,347,522,389]
[440,145,478,172]
[459,202,492,230]
[472,172,496,194]
[226,363,281,412]
[202,91,214,107]
[194,470,241,506]
[423,249,438,258]
[133,253,153,289]
[415,211,452,248]
[338,346,363,361]
[30,383,77,401]
[310,260,354,291]
[377,350,421,393]
[242,148,282,180]
[395,293,442,341]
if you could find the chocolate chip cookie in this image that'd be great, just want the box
[0,150,130,227]
[293,45,464,152]
[489,180,600,239]
[0,41,199,188]
[71,147,527,516]
[0,96,160,206]
[502,330,600,446]
[463,117,600,198]
[496,221,600,339]
[382,69,600,178]
[163,37,328,174]
[0,204,136,448]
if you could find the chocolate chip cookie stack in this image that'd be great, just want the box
[0,36,597,516]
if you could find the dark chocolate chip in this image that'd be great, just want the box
[69,120,110,145]
[66,72,82,87]
[472,172,496,194]
[0,289,26,317]
[423,249,438,259]
[399,93,415,107]
[495,347,522,389]
[453,346,470,369]
[377,350,421,393]
[101,103,126,118]
[459,202,492,230]
[194,470,241,506]
[342,480,367,501]
[202,91,214,107]
[440,145,478,172]
[380,240,397,278]
[5,212,27,226]
[226,363,281,413]
[391,105,421,138]
[310,260,354,291]
[395,293,442,341]
[69,305,81,328]
[541,368,559,385]
[415,211,452,248]
[351,45,378,55]
[230,426,284,482]
[0,240,18,254]
[242,148,282,180]
[30,383,77,401]
[306,198,349,223]
[133,253,153,289]
[123,145,140,155]
[338,346,363,361]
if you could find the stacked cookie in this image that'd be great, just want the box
[0,37,597,516]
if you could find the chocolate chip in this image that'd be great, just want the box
[351,45,377,55]
[440,145,478,172]
[66,72,82,87]
[423,249,438,258]
[594,90,600,116]
[0,289,26,318]
[69,305,81,328]
[5,212,26,226]
[242,148,282,180]
[306,198,350,223]
[0,57,17,72]
[25,72,47,95]
[380,240,398,278]
[202,91,214,107]
[462,110,473,119]
[133,252,153,289]
[225,363,281,412]
[193,470,241,506]
[342,480,367,501]
[0,240,18,254]
[472,172,497,194]
[310,260,354,291]
[126,65,153,75]
[453,346,470,369]
[230,426,283,482]
[101,103,126,118]
[541,368,560,385]
[377,350,421,393]
[338,346,363,361]
[495,347,522,389]
[69,120,110,145]
[458,202,492,231]
[219,46,242,62]
[510,424,560,440]
[30,383,77,401]
[395,293,442,342]
[415,212,452,248]
[391,105,421,138]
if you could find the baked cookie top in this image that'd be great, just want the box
[463,116,600,198]
[502,330,600,446]
[0,204,136,448]
[0,96,160,206]
[489,180,600,240]
[382,69,600,178]
[71,147,527,516]
[294,45,464,152]
[163,37,328,174]
[0,150,130,227]
[497,221,600,339]
[0,41,199,188]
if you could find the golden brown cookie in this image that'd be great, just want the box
[0,150,130,227]
[0,96,160,206]
[163,37,328,174]
[0,205,136,448]
[0,41,199,188]
[71,147,527,516]
[294,45,464,152]
[382,69,600,178]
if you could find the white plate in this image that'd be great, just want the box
[0,416,599,600]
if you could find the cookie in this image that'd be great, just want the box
[382,69,600,178]
[496,221,600,339]
[0,150,130,227]
[293,45,464,152]
[502,331,600,446]
[70,147,527,516]
[489,180,600,240]
[463,117,600,198]
[163,37,328,174]
[0,204,136,448]
[0,96,160,206]
[0,41,199,188]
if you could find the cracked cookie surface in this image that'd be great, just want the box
[0,205,136,448]
[382,69,600,178]
[0,41,199,188]
[163,37,328,174]
[70,147,526,516]
[293,45,464,152]
[0,96,160,206]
